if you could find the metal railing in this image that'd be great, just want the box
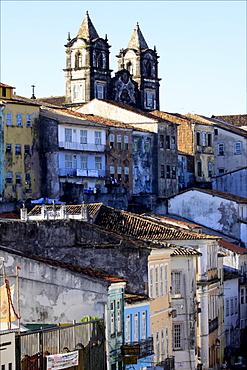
[59,141,106,152]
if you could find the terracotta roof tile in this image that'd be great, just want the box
[28,203,102,219]
[0,83,15,88]
[171,188,247,204]
[219,239,247,254]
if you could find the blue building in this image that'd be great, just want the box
[124,294,154,369]
[0,102,4,198]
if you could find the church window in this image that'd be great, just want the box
[126,61,132,74]
[146,92,154,108]
[146,61,152,77]
[75,51,82,69]
[96,84,104,100]
[96,52,103,69]
[73,84,83,100]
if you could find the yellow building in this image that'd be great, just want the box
[0,83,41,202]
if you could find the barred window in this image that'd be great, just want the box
[173,324,182,349]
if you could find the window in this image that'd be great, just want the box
[110,134,114,149]
[230,298,234,315]
[6,172,12,184]
[16,113,22,126]
[145,140,150,153]
[142,311,146,339]
[171,271,182,296]
[80,155,88,170]
[80,130,87,144]
[96,84,104,99]
[26,114,32,127]
[166,165,171,179]
[164,264,168,295]
[208,161,212,177]
[15,144,21,155]
[149,267,154,298]
[16,172,22,184]
[235,142,242,155]
[156,331,160,361]
[171,136,176,149]
[196,132,200,146]
[95,156,102,170]
[2,87,6,97]
[160,165,165,178]
[124,167,129,182]
[73,84,83,100]
[208,133,212,147]
[160,135,164,148]
[160,264,164,296]
[226,298,229,316]
[134,140,138,151]
[124,136,129,150]
[6,143,12,153]
[117,135,122,149]
[173,324,182,349]
[6,113,12,125]
[117,300,121,333]
[197,161,202,177]
[235,297,238,314]
[75,51,82,69]
[218,168,225,175]
[155,265,159,297]
[218,143,225,155]
[134,313,139,342]
[126,314,131,342]
[25,172,31,182]
[94,131,102,145]
[65,128,72,142]
[110,301,115,335]
[24,145,30,155]
[241,288,244,304]
[110,166,115,175]
[214,129,218,136]
[117,166,122,181]
[65,154,72,168]
[146,91,154,108]
[166,135,170,149]
[172,166,176,179]
[202,132,206,146]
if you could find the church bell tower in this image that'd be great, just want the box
[64,11,112,108]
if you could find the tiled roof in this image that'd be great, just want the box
[94,205,219,241]
[0,244,126,283]
[219,239,247,255]
[171,188,247,204]
[0,83,15,88]
[36,96,66,107]
[144,214,202,230]
[124,293,150,304]
[0,97,40,106]
[213,114,247,128]
[186,113,247,137]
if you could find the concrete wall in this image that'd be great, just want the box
[0,248,109,325]
[0,219,151,294]
[212,168,247,198]
[168,190,240,240]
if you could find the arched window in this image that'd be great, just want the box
[146,61,152,77]
[97,52,103,69]
[75,51,82,69]
[126,61,132,74]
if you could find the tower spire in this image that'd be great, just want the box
[77,11,99,40]
[127,22,148,51]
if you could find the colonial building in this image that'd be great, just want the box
[64,12,160,111]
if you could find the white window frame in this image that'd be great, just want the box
[95,156,102,170]
[218,142,225,156]
[149,266,154,298]
[235,141,242,155]
[155,265,159,298]
[65,128,72,142]
[173,323,182,350]
[73,84,83,100]
[80,130,87,144]
[16,113,22,126]
[65,154,73,169]
[117,300,121,333]
[202,131,206,146]
[96,84,104,100]
[160,264,164,296]
[26,114,32,127]
[126,314,131,343]
[142,311,146,340]
[171,271,182,297]
[80,155,88,170]
[6,113,12,125]
[165,264,168,295]
[110,301,115,335]
[94,131,102,145]
[134,313,139,342]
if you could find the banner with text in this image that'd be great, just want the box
[46,351,79,370]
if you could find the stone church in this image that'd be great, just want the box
[64,11,161,111]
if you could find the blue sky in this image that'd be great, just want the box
[1,1,246,116]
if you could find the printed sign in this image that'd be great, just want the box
[0,284,15,322]
[46,350,78,370]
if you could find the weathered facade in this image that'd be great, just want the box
[212,167,247,198]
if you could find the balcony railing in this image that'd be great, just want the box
[59,168,106,178]
[124,337,154,359]
[209,317,218,334]
[59,141,106,152]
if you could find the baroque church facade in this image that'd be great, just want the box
[64,11,161,111]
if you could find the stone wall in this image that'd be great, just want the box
[0,219,151,294]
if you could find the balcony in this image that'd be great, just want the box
[123,337,154,359]
[59,168,106,178]
[209,317,218,334]
[59,141,106,152]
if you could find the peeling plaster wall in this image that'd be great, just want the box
[212,168,247,198]
[168,190,241,241]
[0,219,151,294]
[0,249,109,325]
